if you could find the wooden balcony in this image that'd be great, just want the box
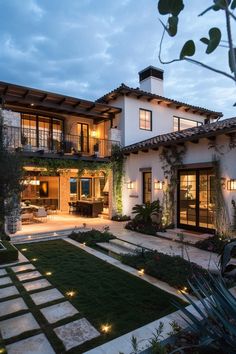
[3,125,119,158]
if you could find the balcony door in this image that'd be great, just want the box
[77,123,89,153]
[178,169,215,232]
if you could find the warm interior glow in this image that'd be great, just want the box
[91,130,97,138]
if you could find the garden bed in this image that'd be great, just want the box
[125,219,162,236]
[120,250,207,291]
[16,240,184,353]
[0,241,18,264]
[69,229,116,247]
[195,234,228,253]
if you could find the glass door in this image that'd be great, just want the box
[179,170,197,227]
[178,169,215,231]
[77,123,89,152]
[143,172,152,204]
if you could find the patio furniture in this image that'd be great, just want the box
[76,200,103,217]
[34,208,47,223]
[21,213,34,224]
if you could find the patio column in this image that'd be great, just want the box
[59,171,70,212]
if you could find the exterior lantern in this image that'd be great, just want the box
[127,181,134,189]
[91,130,97,138]
[154,180,164,190]
[227,179,236,191]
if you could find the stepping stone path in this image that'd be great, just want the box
[54,318,100,350]
[30,288,64,305]
[6,333,55,354]
[11,263,35,273]
[0,276,12,286]
[22,278,51,292]
[0,297,28,317]
[0,313,40,339]
[40,301,78,324]
[0,268,7,276]
[0,262,100,353]
[0,285,19,299]
[17,270,42,282]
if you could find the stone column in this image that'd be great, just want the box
[59,171,71,213]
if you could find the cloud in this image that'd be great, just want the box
[0,0,234,118]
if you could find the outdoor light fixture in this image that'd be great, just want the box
[66,290,76,297]
[227,179,236,190]
[21,248,27,252]
[91,130,97,138]
[101,324,111,333]
[127,181,134,189]
[23,180,40,186]
[154,180,164,190]
[138,268,145,276]
[32,258,37,262]
[45,272,52,276]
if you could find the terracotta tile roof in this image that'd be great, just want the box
[97,83,222,119]
[123,117,236,154]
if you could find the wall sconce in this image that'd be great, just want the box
[23,180,40,186]
[91,130,97,138]
[127,181,134,189]
[154,180,164,190]
[227,179,236,190]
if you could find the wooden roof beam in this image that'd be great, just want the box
[40,94,48,102]
[190,139,199,144]
[141,149,149,153]
[152,147,159,151]
[131,151,139,154]
[73,101,81,109]
[58,97,66,105]
[23,90,30,99]
[86,103,96,112]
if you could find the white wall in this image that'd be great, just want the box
[108,96,210,147]
[122,134,236,226]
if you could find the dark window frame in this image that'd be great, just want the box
[173,116,203,132]
[20,113,64,149]
[139,108,152,131]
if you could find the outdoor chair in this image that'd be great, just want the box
[34,208,48,223]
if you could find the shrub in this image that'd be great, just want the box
[111,214,131,222]
[120,250,207,290]
[195,235,228,254]
[69,229,116,247]
[125,219,162,235]
[0,241,18,264]
[132,200,162,224]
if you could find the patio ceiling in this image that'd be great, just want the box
[0,81,121,122]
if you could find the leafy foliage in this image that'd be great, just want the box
[195,234,228,254]
[174,274,236,353]
[111,144,124,214]
[219,238,236,276]
[69,229,116,247]
[132,200,162,224]
[121,249,207,290]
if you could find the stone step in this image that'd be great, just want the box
[109,239,140,252]
[96,242,135,255]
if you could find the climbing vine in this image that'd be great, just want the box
[159,145,186,227]
[110,144,124,215]
[23,146,124,214]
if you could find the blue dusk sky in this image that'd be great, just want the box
[0,0,235,118]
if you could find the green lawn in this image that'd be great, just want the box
[16,240,184,353]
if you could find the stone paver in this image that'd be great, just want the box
[6,333,55,354]
[17,270,42,282]
[0,268,7,276]
[54,318,100,350]
[30,288,64,305]
[11,263,35,273]
[0,297,28,317]
[0,285,19,299]
[40,301,78,324]
[0,276,12,286]
[23,278,51,292]
[0,313,40,339]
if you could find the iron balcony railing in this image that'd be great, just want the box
[3,125,120,157]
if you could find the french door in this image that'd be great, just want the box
[143,172,152,204]
[178,169,215,232]
[77,123,89,152]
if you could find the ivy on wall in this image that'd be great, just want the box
[23,146,124,215]
[159,145,186,227]
[110,145,124,215]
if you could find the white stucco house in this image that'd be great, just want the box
[98,66,236,234]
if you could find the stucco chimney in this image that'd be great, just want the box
[139,66,164,96]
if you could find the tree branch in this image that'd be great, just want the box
[184,57,236,81]
[225,5,236,82]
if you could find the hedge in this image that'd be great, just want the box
[0,241,18,264]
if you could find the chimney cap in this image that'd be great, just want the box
[139,66,164,82]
